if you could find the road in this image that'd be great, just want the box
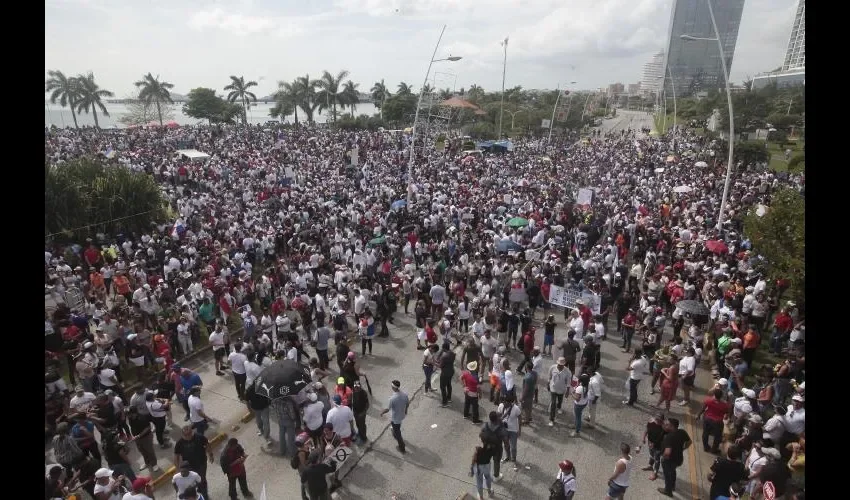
[48,305,717,500]
[595,109,656,137]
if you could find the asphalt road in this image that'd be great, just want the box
[48,303,716,500]
[595,109,656,137]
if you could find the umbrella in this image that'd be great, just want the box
[254,359,311,400]
[368,235,386,247]
[391,199,407,210]
[695,161,708,168]
[507,217,529,228]
[399,224,416,234]
[673,185,692,193]
[675,300,710,316]
[165,120,180,128]
[496,239,523,253]
[654,167,665,173]
[704,240,728,254]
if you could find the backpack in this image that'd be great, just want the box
[219,446,232,474]
[548,475,576,500]
[290,449,306,470]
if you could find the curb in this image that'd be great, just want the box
[241,411,255,423]
[150,432,228,489]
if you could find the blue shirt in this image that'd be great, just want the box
[388,391,409,425]
[180,373,203,394]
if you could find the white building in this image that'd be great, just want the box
[641,51,665,96]
[782,0,804,71]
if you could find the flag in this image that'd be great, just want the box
[259,484,267,500]
[170,219,185,239]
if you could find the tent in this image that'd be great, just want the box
[175,149,211,162]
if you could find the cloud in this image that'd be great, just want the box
[187,7,305,37]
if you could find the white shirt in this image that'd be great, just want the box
[326,405,354,438]
[678,356,696,377]
[556,471,577,496]
[172,471,202,495]
[93,479,123,500]
[121,493,153,500]
[612,456,632,487]
[569,316,585,336]
[188,394,205,423]
[98,368,117,388]
[588,373,604,399]
[573,385,589,406]
[733,397,753,419]
[228,352,248,374]
[245,361,262,387]
[146,399,168,418]
[629,357,650,381]
[784,405,805,435]
[209,332,225,350]
[497,402,521,432]
[69,392,97,413]
[303,401,325,431]
[763,414,785,443]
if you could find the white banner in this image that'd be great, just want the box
[576,187,594,206]
[548,285,601,315]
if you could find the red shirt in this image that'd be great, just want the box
[461,370,479,393]
[84,247,100,266]
[622,313,636,329]
[774,312,793,332]
[63,325,81,342]
[225,444,246,476]
[522,333,534,355]
[541,282,551,301]
[703,397,730,422]
[579,306,592,329]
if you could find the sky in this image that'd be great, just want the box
[45,0,800,99]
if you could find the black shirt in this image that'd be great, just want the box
[646,420,665,447]
[246,382,270,411]
[758,461,791,496]
[709,458,747,500]
[661,428,691,466]
[474,447,494,465]
[301,462,337,496]
[174,434,210,469]
[128,413,151,436]
[96,402,119,428]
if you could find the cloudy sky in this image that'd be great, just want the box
[46,0,800,98]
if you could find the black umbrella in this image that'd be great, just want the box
[675,300,710,316]
[399,224,416,234]
[254,359,311,400]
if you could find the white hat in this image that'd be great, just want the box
[730,338,742,344]
[94,468,113,479]
[748,414,763,424]
[83,342,94,349]
[126,333,138,341]
[717,378,729,386]
[307,392,318,402]
[791,394,804,403]
[741,388,756,398]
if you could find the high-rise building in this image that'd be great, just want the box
[641,51,665,96]
[607,83,624,96]
[782,0,804,70]
[627,83,641,95]
[663,0,745,97]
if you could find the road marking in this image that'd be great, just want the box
[685,411,700,500]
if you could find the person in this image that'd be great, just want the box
[422,344,439,393]
[221,437,253,499]
[93,467,126,500]
[519,364,537,425]
[697,389,732,453]
[605,443,632,499]
[656,353,679,411]
[314,319,331,370]
[179,485,206,500]
[559,330,581,374]
[122,477,154,500]
[351,380,370,444]
[621,308,637,353]
[380,380,409,454]
[678,347,697,406]
[461,361,482,423]
[469,445,494,500]
[657,417,692,497]
[325,395,355,446]
[173,461,203,499]
[333,377,353,407]
[708,445,747,500]
[177,367,203,422]
[300,450,337,500]
[641,413,667,481]
[188,385,218,436]
[570,383,589,438]
[126,407,159,473]
[209,326,227,376]
[52,422,85,479]
[497,395,521,468]
[437,342,456,406]
[173,425,214,500]
[46,464,69,500]
[144,392,171,449]
[586,366,603,429]
[228,343,249,402]
[480,411,508,480]
[623,348,649,406]
[543,314,556,357]
[548,357,571,427]
[553,460,577,499]
[245,380,272,447]
[579,335,601,373]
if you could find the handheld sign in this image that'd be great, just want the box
[762,481,776,500]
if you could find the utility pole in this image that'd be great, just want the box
[498,36,508,140]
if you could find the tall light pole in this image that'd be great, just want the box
[682,0,734,232]
[547,82,576,144]
[498,37,509,140]
[657,68,678,150]
[407,24,461,207]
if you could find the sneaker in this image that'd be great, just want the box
[678,400,688,406]
[569,431,577,437]
[216,370,224,376]
[513,464,519,471]
[548,421,554,427]
[493,474,502,481]
[244,492,254,498]
[257,431,263,436]
[501,457,510,463]
[657,487,673,497]
[557,409,564,415]
[266,439,274,447]
[152,465,161,472]
[641,466,654,471]
[139,464,148,471]
[488,489,494,498]
[622,400,630,405]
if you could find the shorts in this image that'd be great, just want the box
[544,334,554,347]
[683,374,695,387]
[607,481,628,499]
[214,348,225,360]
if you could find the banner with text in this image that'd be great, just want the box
[548,285,601,315]
[576,187,594,207]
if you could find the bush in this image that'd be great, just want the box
[787,153,805,172]
[768,129,788,146]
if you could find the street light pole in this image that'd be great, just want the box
[547,82,576,144]
[498,37,508,140]
[668,65,677,151]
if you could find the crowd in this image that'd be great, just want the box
[44,121,804,500]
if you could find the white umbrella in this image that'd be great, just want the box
[654,167,665,173]
[673,185,692,193]
[694,161,708,168]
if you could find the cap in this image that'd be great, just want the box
[558,460,574,472]
[467,361,478,371]
[791,394,804,402]
[761,447,781,460]
[324,422,335,430]
[557,357,566,366]
[717,378,728,386]
[75,385,84,392]
[94,468,113,479]
[391,380,401,389]
[730,338,742,344]
[295,432,310,445]
[83,341,94,349]
[332,395,342,404]
[126,333,138,341]
[337,377,346,385]
[749,414,763,424]
[347,352,355,359]
[307,392,318,402]
[131,477,151,491]
[741,388,756,398]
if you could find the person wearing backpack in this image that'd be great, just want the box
[479,411,508,480]
[290,433,312,500]
[437,342,456,407]
[468,445,494,500]
[550,460,577,500]
[221,437,254,499]
[497,395,522,468]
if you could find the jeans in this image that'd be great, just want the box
[440,373,454,404]
[278,419,297,457]
[490,445,503,477]
[770,329,784,354]
[391,422,405,452]
[661,457,678,494]
[317,349,329,370]
[192,419,209,436]
[234,372,247,400]
[505,431,518,461]
[588,398,598,425]
[227,472,250,500]
[622,328,634,351]
[463,394,480,421]
[255,407,271,440]
[574,404,587,433]
[703,418,723,451]
[423,365,434,391]
[627,378,640,405]
[474,462,493,495]
[648,445,662,474]
[108,462,136,481]
[549,392,564,421]
[354,412,368,441]
[361,337,372,355]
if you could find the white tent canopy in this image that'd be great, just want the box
[175,149,210,161]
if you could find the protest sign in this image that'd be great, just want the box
[576,188,594,207]
[548,285,601,314]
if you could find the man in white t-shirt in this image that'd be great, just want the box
[677,348,697,406]
[70,386,97,416]
[208,327,226,376]
[228,343,248,401]
[187,386,217,436]
[325,395,355,442]
[93,467,123,500]
[497,397,522,465]
[172,462,202,498]
[624,349,649,406]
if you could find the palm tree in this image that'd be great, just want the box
[74,72,113,129]
[294,74,320,123]
[370,79,392,120]
[316,70,350,124]
[342,80,360,115]
[468,84,484,103]
[397,82,414,97]
[273,80,299,125]
[45,70,82,129]
[422,83,434,96]
[439,88,453,100]
[224,75,258,125]
[134,73,174,126]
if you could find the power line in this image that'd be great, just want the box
[45,208,162,239]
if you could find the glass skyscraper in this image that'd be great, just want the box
[663,0,746,97]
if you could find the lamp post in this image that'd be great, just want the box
[498,37,509,140]
[547,81,576,144]
[407,24,461,207]
[657,68,678,150]
[681,0,734,232]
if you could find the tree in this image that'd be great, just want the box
[269,89,295,122]
[397,82,414,97]
[134,73,174,126]
[224,75,258,125]
[183,88,241,124]
[438,88,452,100]
[45,70,81,129]
[74,72,113,128]
[294,74,320,123]
[382,94,416,123]
[767,129,788,147]
[342,80,360,114]
[735,141,770,168]
[275,81,300,125]
[370,79,392,120]
[787,153,805,173]
[468,84,484,103]
[45,157,166,240]
[316,70,350,124]
[119,94,175,126]
[744,188,805,311]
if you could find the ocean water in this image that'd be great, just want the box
[44,101,379,128]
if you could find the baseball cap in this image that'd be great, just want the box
[337,377,346,385]
[791,394,804,403]
[557,357,566,366]
[391,380,401,389]
[131,477,151,491]
[307,392,318,402]
[295,432,310,445]
[741,388,756,399]
[748,414,763,424]
[558,460,574,472]
[717,378,729,386]
[180,461,191,469]
[94,468,113,479]
[332,395,342,404]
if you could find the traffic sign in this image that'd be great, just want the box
[763,481,776,500]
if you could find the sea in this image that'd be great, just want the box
[44,101,379,129]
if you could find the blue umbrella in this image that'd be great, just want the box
[496,239,523,253]
[391,199,407,210]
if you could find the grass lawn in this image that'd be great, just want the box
[766,140,804,172]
